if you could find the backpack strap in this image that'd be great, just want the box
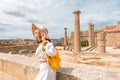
[42,40,48,51]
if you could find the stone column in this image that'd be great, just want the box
[73,10,81,53]
[88,23,95,47]
[70,32,74,46]
[64,28,67,46]
[97,31,106,53]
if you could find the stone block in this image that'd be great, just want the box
[29,50,35,53]
[57,72,77,80]
[113,44,120,49]
[19,49,29,54]
[2,61,26,80]
[0,71,13,80]
[8,51,17,54]
[97,32,105,41]
[97,47,106,53]
[0,59,2,70]
[69,46,72,51]
[97,41,105,47]
[66,46,69,50]
[26,66,39,80]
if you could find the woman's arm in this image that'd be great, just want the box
[45,42,56,56]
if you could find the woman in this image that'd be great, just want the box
[32,23,56,80]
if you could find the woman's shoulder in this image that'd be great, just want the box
[46,42,54,47]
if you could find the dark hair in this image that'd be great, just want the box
[45,38,51,42]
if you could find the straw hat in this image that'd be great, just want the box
[32,23,49,38]
[32,23,38,36]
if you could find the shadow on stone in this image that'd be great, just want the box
[57,67,82,80]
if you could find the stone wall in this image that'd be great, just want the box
[68,30,120,47]
[0,52,120,80]
[0,53,39,80]
[0,53,81,80]
[79,30,120,47]
[0,45,38,53]
[69,30,99,46]
[105,31,120,46]
[62,30,120,47]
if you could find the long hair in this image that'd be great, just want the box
[45,38,51,42]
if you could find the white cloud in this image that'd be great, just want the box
[0,0,120,39]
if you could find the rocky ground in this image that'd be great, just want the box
[90,47,120,54]
[59,50,120,69]
[19,47,120,70]
[1,46,120,80]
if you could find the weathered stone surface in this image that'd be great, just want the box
[97,41,106,47]
[2,61,26,80]
[19,49,29,54]
[0,52,120,80]
[113,44,120,49]
[0,59,2,70]
[8,51,17,54]
[69,46,72,51]
[58,21,120,47]
[57,72,78,80]
[97,32,106,53]
[0,52,39,80]
[64,46,69,50]
[105,31,120,46]
[29,50,36,53]
[0,71,13,80]
[0,45,38,53]
[70,32,74,46]
[64,28,67,46]
[73,10,81,52]
[88,23,95,47]
[26,66,38,80]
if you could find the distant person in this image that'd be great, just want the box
[32,23,56,80]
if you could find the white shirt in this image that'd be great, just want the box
[35,42,56,61]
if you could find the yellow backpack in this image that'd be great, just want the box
[42,41,61,70]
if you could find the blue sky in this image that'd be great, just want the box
[0,0,120,39]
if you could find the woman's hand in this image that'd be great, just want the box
[41,32,46,40]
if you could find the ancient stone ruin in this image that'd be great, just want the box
[88,23,95,47]
[97,31,106,53]
[60,10,120,54]
[73,10,81,53]
[64,28,67,46]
